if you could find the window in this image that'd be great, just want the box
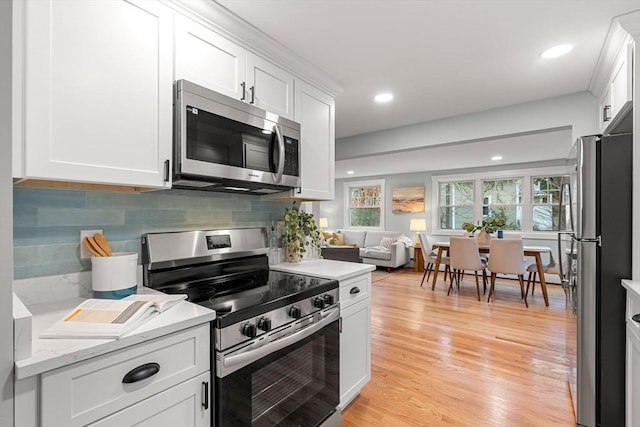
[344,180,385,228]
[531,176,570,231]
[482,178,523,230]
[438,181,474,230]
[432,166,572,235]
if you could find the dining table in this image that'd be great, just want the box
[430,240,553,306]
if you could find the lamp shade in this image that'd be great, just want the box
[409,218,426,231]
[319,218,329,228]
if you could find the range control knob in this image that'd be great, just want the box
[323,294,335,306]
[242,323,257,338]
[257,317,272,332]
[313,297,326,309]
[289,305,302,319]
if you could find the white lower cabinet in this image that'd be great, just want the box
[626,323,640,427]
[17,324,211,427]
[339,273,371,409]
[88,372,211,427]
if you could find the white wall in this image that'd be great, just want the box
[0,0,14,425]
[336,91,598,161]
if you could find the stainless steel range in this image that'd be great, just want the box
[141,228,341,427]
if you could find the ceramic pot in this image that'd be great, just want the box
[477,230,492,245]
[285,245,301,263]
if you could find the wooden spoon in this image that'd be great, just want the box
[83,236,106,257]
[93,233,112,256]
[85,236,108,257]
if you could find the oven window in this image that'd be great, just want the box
[186,106,275,172]
[217,320,339,427]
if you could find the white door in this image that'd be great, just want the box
[175,15,247,101]
[246,53,295,120]
[22,0,173,188]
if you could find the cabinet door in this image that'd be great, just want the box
[89,372,211,427]
[246,53,295,120]
[627,324,640,427]
[175,16,246,101]
[22,0,173,188]
[610,45,632,119]
[294,80,335,200]
[340,297,371,409]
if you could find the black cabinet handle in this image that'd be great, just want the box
[350,287,360,294]
[250,86,255,104]
[603,105,612,122]
[122,362,160,384]
[163,159,170,182]
[632,314,640,323]
[202,381,209,409]
[240,82,246,101]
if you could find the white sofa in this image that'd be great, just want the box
[332,230,411,271]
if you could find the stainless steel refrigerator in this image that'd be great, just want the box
[561,127,632,427]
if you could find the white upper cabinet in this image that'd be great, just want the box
[175,17,294,120]
[246,53,295,120]
[598,37,633,133]
[293,81,335,200]
[175,15,246,101]
[17,0,174,188]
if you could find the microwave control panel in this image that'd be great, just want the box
[283,137,299,177]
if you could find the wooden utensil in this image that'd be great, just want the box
[83,236,107,257]
[93,232,112,256]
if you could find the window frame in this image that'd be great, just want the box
[431,166,572,238]
[530,174,571,232]
[480,177,524,231]
[437,180,475,231]
[343,179,385,230]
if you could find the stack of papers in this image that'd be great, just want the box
[40,294,187,339]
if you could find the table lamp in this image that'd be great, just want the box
[319,217,328,231]
[409,218,426,245]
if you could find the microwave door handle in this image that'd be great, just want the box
[272,125,285,184]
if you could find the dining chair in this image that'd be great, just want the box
[487,238,528,307]
[418,233,451,287]
[525,251,556,296]
[449,237,487,301]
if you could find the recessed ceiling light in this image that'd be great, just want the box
[491,156,503,161]
[374,93,393,103]
[346,170,355,175]
[540,44,573,59]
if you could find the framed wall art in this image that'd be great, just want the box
[392,186,425,214]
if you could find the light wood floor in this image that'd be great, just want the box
[341,268,577,427]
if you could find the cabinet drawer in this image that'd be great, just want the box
[41,324,210,427]
[340,275,371,308]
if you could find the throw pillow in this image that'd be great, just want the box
[321,231,333,240]
[332,232,345,246]
[379,236,397,250]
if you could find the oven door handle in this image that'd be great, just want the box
[218,307,340,378]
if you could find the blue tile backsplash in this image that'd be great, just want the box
[13,186,290,279]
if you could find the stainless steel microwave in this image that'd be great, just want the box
[173,80,301,194]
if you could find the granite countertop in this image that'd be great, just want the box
[15,288,215,380]
[270,259,375,281]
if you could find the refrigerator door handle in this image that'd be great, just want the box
[571,235,602,247]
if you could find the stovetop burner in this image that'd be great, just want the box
[141,228,339,329]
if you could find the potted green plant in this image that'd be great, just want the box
[284,203,321,263]
[462,217,506,244]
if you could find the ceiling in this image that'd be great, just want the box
[215,0,640,177]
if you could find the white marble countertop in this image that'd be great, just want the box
[270,259,375,281]
[15,288,215,380]
[622,279,640,297]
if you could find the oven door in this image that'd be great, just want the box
[216,310,339,427]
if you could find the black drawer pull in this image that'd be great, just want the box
[350,287,360,294]
[632,314,640,323]
[122,362,160,384]
[202,381,209,409]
